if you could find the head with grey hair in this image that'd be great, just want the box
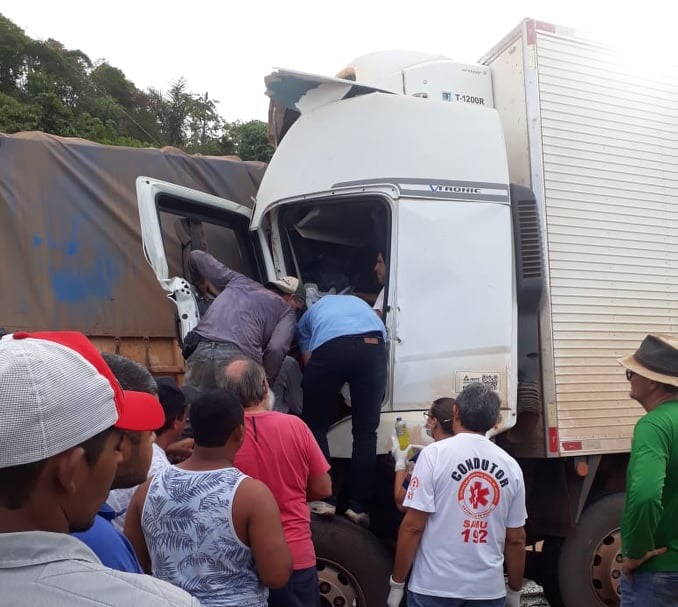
[218,356,274,410]
[101,352,158,396]
[455,382,500,433]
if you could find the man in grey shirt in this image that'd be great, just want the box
[0,331,199,607]
[184,250,305,391]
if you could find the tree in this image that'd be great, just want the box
[91,62,135,109]
[0,93,40,132]
[225,120,274,162]
[0,13,274,161]
[182,92,226,154]
[0,15,30,94]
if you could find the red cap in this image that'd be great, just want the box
[12,331,165,431]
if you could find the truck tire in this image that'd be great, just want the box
[312,514,392,606]
[542,493,625,607]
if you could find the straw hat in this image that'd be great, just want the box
[618,334,678,387]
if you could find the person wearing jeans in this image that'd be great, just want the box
[297,294,387,526]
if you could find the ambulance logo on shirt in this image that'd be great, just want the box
[457,471,500,518]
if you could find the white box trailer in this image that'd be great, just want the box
[483,20,678,458]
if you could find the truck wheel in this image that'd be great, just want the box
[312,514,392,606]
[542,493,624,607]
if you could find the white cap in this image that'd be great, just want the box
[0,331,165,469]
[266,276,305,301]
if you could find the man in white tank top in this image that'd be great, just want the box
[388,382,527,607]
[125,389,292,607]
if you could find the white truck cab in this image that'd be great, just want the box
[137,66,523,458]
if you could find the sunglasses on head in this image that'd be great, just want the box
[423,411,452,423]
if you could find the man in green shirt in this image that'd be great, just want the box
[618,334,678,606]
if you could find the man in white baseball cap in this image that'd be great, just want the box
[0,331,199,606]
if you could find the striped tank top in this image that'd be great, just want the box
[142,466,267,607]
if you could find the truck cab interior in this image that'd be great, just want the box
[275,197,390,313]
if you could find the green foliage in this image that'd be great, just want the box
[0,93,40,132]
[226,120,274,162]
[0,13,274,161]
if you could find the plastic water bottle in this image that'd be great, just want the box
[395,417,411,451]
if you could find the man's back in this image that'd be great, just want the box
[190,251,295,365]
[296,294,386,353]
[404,433,526,599]
[1,531,199,607]
[142,465,267,607]
[234,411,329,570]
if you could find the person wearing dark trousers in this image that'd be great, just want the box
[297,294,387,527]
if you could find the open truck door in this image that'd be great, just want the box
[136,177,263,342]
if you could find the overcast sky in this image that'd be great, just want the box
[4,0,674,121]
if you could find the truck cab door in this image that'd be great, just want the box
[136,176,261,341]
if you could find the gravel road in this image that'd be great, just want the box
[521,580,550,607]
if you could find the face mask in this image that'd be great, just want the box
[425,419,434,437]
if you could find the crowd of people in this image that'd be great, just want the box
[1,250,677,607]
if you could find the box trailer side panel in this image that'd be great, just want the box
[489,20,678,456]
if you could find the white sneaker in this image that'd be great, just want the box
[309,500,336,517]
[344,508,370,527]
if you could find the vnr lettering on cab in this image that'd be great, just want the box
[430,185,481,194]
[455,94,485,105]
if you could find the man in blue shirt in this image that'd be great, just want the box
[72,353,163,573]
[297,294,387,526]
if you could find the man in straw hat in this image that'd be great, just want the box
[618,334,678,605]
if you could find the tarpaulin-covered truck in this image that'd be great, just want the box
[5,17,678,607]
[0,131,265,374]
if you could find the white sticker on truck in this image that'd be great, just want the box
[455,371,501,393]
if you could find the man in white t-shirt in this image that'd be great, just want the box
[388,382,527,607]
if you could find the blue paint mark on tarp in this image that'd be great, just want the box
[50,255,121,303]
[65,239,78,256]
[43,214,122,304]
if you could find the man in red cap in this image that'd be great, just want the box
[0,331,198,606]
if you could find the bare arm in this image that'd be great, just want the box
[504,526,526,591]
[295,312,312,365]
[123,479,153,574]
[233,478,292,589]
[393,468,408,513]
[392,507,429,583]
[306,472,332,502]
